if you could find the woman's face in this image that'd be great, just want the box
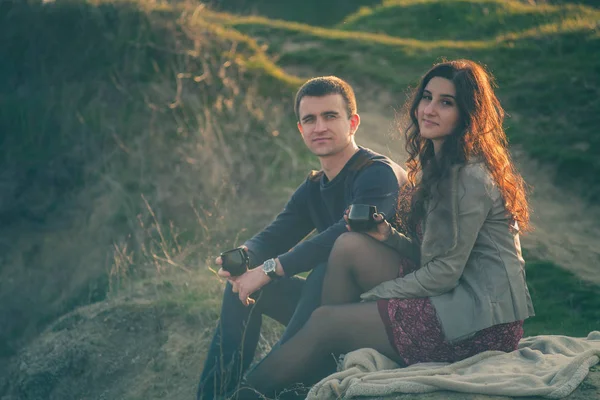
[417,77,461,143]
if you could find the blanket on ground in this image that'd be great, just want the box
[307,331,600,399]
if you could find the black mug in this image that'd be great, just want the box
[220,247,249,277]
[347,204,378,232]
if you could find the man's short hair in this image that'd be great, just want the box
[294,76,357,120]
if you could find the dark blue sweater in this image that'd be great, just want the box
[244,147,406,277]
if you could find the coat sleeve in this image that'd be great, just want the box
[361,167,494,301]
[381,227,419,264]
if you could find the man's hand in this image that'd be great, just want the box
[215,245,257,305]
[233,267,271,306]
[216,245,248,280]
[216,249,284,306]
[344,209,392,242]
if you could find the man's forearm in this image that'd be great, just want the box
[243,185,314,267]
[274,258,286,277]
[277,220,348,277]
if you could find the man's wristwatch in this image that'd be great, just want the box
[262,258,280,280]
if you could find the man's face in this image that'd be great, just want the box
[297,94,359,158]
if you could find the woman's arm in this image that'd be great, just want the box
[361,165,494,300]
[381,226,419,264]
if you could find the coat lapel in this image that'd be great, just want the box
[419,165,460,266]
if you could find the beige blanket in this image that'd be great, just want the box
[307,331,600,399]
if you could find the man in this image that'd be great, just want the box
[197,76,407,399]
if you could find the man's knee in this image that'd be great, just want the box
[221,281,256,316]
[223,281,242,303]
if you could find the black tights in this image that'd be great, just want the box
[243,233,406,399]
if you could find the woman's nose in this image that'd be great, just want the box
[424,102,436,115]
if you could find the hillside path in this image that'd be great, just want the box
[355,92,600,285]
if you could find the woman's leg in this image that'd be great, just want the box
[322,232,403,305]
[244,302,400,398]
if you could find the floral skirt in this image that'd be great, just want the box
[377,257,524,366]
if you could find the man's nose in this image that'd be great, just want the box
[314,117,327,132]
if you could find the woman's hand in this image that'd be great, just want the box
[344,208,392,242]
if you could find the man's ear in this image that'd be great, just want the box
[297,121,303,134]
[349,113,360,135]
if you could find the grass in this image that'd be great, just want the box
[524,255,600,337]
[212,0,600,200]
[0,0,310,358]
[207,0,383,26]
[1,0,599,398]
[338,0,597,40]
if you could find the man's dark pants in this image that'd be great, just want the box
[197,263,327,400]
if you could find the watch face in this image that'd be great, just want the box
[263,259,276,272]
[262,259,280,280]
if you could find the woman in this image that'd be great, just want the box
[241,59,535,399]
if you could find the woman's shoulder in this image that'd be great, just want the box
[455,161,499,200]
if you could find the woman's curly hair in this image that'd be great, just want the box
[397,59,530,235]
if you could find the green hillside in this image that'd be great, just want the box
[0,1,599,399]
[210,0,600,200]
[0,0,308,358]
[209,0,382,26]
[339,0,596,40]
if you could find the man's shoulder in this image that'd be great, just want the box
[307,169,324,183]
[354,147,408,184]
[305,148,387,183]
[306,148,407,184]
[349,147,397,169]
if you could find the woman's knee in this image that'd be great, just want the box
[330,232,367,263]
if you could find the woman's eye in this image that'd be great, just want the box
[421,95,432,101]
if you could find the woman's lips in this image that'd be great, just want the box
[422,119,438,127]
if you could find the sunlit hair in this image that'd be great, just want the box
[294,76,357,120]
[398,59,530,234]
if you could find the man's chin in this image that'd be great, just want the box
[309,146,333,157]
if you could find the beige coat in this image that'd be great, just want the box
[361,162,535,342]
